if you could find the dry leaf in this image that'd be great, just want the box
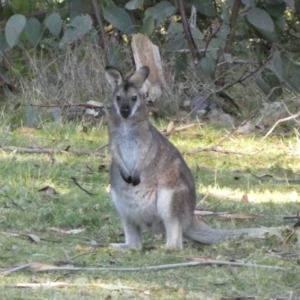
[49,227,85,235]
[166,121,174,133]
[38,186,57,197]
[241,194,249,203]
[27,234,41,243]
[15,127,36,134]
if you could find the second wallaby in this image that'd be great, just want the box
[105,65,269,250]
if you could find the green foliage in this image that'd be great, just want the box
[59,14,93,47]
[25,18,42,47]
[5,14,26,48]
[103,4,136,35]
[44,13,63,37]
[0,0,298,107]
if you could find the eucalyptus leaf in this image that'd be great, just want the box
[191,0,216,17]
[70,0,90,20]
[125,0,143,10]
[5,14,26,48]
[255,70,283,101]
[273,16,285,33]
[144,1,176,27]
[265,2,286,17]
[103,4,136,35]
[191,27,204,40]
[59,14,92,47]
[44,13,63,37]
[141,16,155,36]
[270,51,283,79]
[25,18,42,47]
[164,35,187,51]
[247,8,274,32]
[166,23,184,40]
[200,57,215,76]
[283,0,294,9]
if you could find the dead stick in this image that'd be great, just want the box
[71,177,94,196]
[0,260,285,276]
[0,144,108,156]
[262,111,300,141]
[0,194,25,211]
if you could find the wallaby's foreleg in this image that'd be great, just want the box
[110,217,142,250]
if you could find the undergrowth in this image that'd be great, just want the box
[0,117,300,299]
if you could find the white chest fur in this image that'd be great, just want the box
[111,122,141,173]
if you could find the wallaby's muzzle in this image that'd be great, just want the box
[120,105,131,119]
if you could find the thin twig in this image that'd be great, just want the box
[0,194,25,211]
[261,111,300,141]
[71,177,94,196]
[0,143,108,156]
[0,264,32,276]
[63,251,95,264]
[161,123,197,136]
[0,282,136,290]
[0,260,285,276]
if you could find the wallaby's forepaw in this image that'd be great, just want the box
[131,173,140,186]
[119,169,140,186]
[120,170,132,184]
[110,243,142,250]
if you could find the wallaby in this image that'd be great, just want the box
[105,65,269,250]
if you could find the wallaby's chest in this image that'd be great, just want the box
[111,124,143,171]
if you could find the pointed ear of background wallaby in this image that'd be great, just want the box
[128,66,150,89]
[105,66,123,90]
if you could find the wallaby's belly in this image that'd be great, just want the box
[111,182,163,232]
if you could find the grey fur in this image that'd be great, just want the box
[105,66,269,250]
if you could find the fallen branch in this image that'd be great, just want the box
[0,143,108,156]
[262,111,300,141]
[71,177,94,195]
[0,282,136,291]
[161,123,196,136]
[0,259,285,276]
[185,145,261,156]
[0,193,25,211]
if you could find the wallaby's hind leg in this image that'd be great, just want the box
[110,218,142,250]
[157,189,183,249]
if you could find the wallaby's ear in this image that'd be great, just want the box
[128,66,150,89]
[105,66,123,90]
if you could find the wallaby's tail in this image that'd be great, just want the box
[185,216,273,244]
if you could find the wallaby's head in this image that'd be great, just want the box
[105,66,150,119]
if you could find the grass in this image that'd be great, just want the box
[0,118,300,300]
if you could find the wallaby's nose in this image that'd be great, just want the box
[120,105,131,119]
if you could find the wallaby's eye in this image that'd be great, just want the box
[131,95,137,102]
[116,95,120,101]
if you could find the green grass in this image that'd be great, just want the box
[0,119,300,299]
